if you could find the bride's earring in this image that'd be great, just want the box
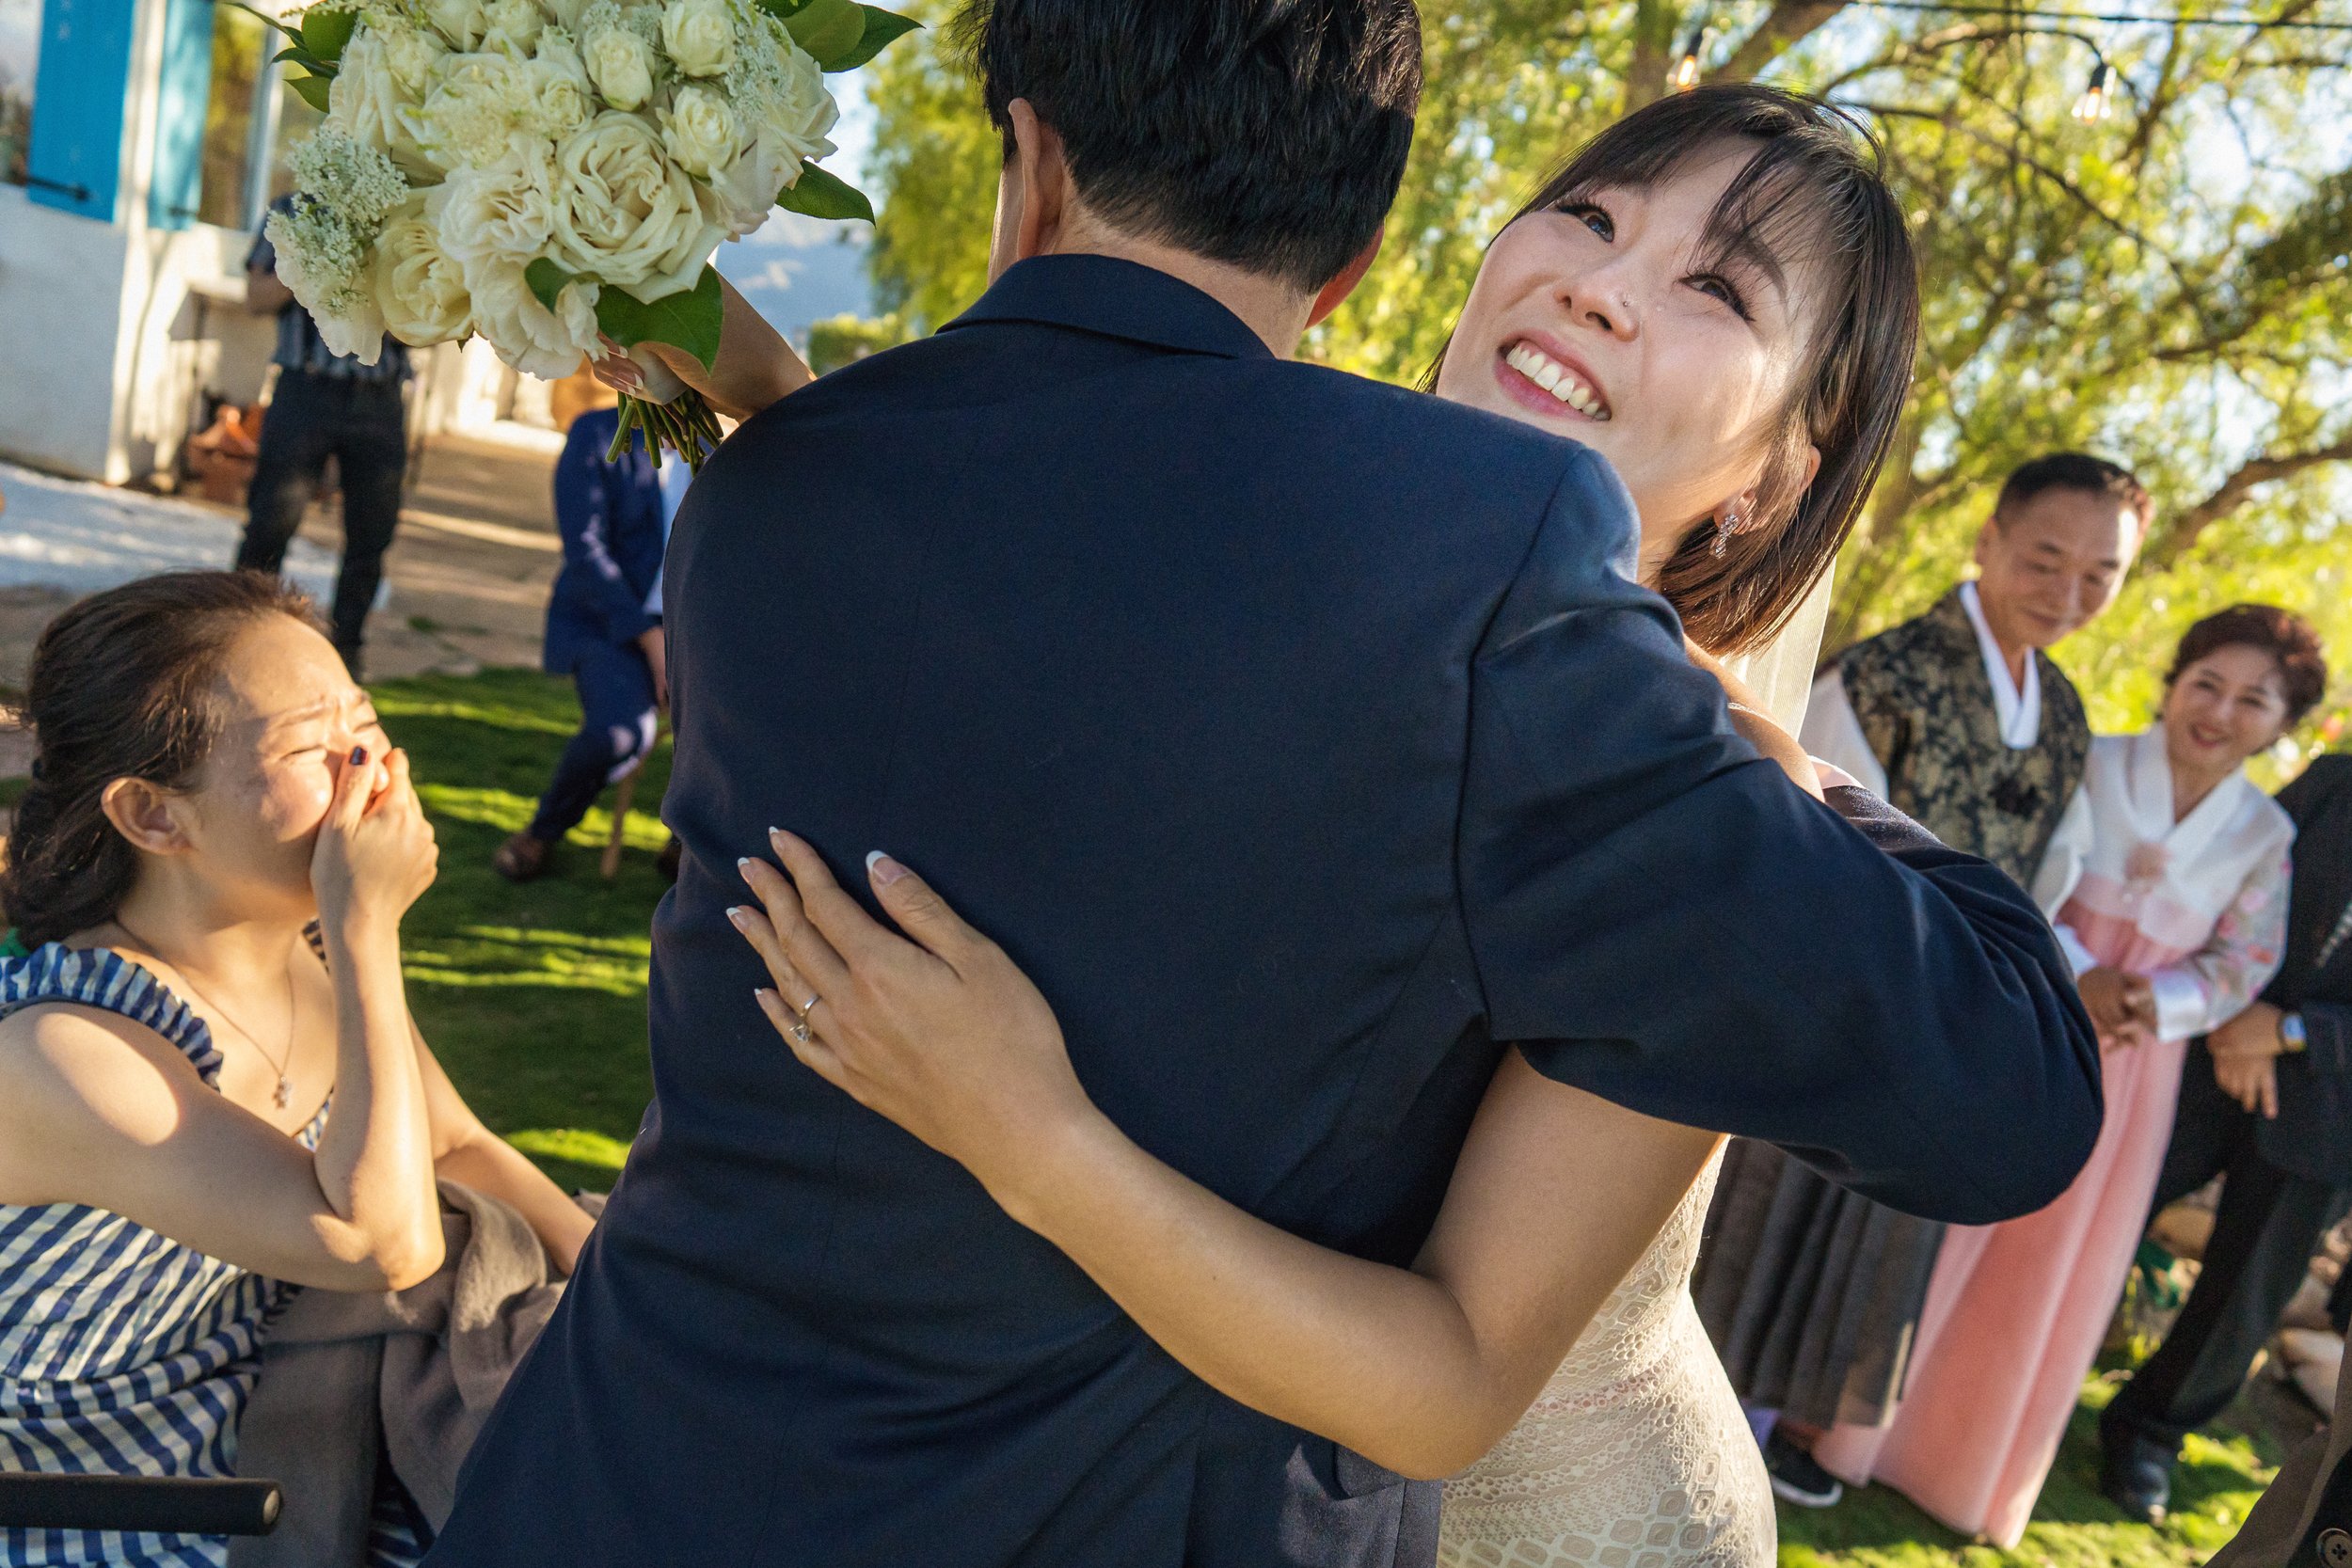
[1711,507,1742,560]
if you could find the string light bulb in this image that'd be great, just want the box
[2072,59,2114,119]
[1670,20,1707,90]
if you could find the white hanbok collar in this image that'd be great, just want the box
[2122,723,2254,880]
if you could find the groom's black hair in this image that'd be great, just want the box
[952,0,1422,293]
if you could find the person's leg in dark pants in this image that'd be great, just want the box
[2106,1051,2349,1517]
[495,641,657,880]
[326,380,410,674]
[238,371,333,577]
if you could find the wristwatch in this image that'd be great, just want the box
[2280,1011,2309,1053]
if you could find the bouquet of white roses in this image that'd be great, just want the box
[249,0,914,465]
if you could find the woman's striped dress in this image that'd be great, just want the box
[0,944,327,1567]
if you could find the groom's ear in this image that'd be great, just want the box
[993,98,1074,273]
[1306,232,1385,328]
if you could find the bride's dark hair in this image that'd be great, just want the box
[1426,84,1921,657]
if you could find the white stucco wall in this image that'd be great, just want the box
[0,186,134,480]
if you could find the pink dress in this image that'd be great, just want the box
[1813,727,2293,1546]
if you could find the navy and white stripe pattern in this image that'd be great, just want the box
[0,945,326,1567]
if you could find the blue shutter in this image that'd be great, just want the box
[149,0,214,229]
[24,0,136,221]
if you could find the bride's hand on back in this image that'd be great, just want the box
[731,832,1099,1197]
[589,276,814,423]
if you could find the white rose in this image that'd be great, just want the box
[435,144,559,266]
[549,111,724,297]
[659,83,739,180]
[481,0,546,55]
[402,51,526,171]
[580,24,657,111]
[660,0,734,77]
[753,25,837,160]
[542,0,593,27]
[326,30,410,157]
[468,258,601,379]
[374,196,473,344]
[376,19,447,99]
[523,33,596,137]
[424,0,488,49]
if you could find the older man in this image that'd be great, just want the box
[1697,451,2150,1507]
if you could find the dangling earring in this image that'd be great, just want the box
[1711,507,1742,559]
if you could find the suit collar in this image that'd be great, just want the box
[941,255,1279,361]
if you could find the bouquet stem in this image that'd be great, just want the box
[612,388,725,472]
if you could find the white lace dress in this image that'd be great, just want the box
[1438,1149,1774,1568]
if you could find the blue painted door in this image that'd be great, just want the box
[150,0,213,229]
[24,0,135,221]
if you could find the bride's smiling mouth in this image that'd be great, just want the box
[1496,338,1613,423]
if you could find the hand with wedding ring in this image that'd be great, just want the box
[725,831,1104,1200]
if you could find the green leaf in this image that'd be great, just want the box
[821,6,921,72]
[774,161,874,224]
[594,266,725,372]
[219,0,304,44]
[755,0,809,16]
[299,7,358,63]
[271,45,333,75]
[287,71,335,113]
[784,0,865,67]
[525,259,586,313]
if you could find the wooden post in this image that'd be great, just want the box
[600,768,638,879]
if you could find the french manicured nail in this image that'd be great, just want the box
[754,988,779,1012]
[725,906,748,929]
[737,857,753,879]
[866,851,907,886]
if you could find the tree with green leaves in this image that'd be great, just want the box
[862,0,2350,751]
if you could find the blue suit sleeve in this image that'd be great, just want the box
[556,419,660,646]
[2303,1003,2352,1082]
[1461,449,2102,1225]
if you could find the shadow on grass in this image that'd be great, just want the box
[375,667,672,1193]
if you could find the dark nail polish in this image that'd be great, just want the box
[349,746,369,766]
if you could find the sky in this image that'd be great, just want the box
[710,70,884,348]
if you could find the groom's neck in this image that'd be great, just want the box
[1034,217,1317,359]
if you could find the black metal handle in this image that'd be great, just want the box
[0,1473,283,1536]
[22,173,94,203]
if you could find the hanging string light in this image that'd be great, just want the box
[1670,15,1708,89]
[2071,58,2116,119]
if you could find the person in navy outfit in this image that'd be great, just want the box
[425,6,2101,1566]
[494,404,671,883]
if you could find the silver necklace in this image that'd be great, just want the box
[114,922,301,1109]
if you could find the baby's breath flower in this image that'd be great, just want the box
[287,125,410,237]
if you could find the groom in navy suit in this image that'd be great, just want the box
[429,4,2101,1564]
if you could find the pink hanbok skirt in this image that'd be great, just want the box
[1811,1031,2188,1547]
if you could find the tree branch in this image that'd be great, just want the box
[2143,431,2352,567]
[1715,0,1851,82]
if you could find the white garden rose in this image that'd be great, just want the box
[468,258,601,379]
[481,0,546,55]
[435,144,560,266]
[402,51,527,171]
[375,18,448,99]
[326,29,414,158]
[707,29,837,236]
[548,111,724,297]
[580,22,657,110]
[659,83,739,180]
[660,0,735,77]
[522,32,596,137]
[373,196,473,344]
[423,0,489,49]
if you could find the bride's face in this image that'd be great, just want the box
[1434,141,1820,580]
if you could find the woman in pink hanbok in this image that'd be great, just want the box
[1814,604,2329,1546]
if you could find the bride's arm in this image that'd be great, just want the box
[594,274,813,421]
[733,834,1721,1480]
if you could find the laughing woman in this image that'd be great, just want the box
[684,85,1935,1568]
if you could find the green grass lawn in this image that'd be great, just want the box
[381,666,2296,1568]
[1778,1359,2288,1568]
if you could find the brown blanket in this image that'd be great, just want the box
[228,1182,600,1566]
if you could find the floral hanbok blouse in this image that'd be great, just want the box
[2031,726,2296,1041]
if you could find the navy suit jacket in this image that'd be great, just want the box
[429,257,2100,1568]
[2249,754,2352,1184]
